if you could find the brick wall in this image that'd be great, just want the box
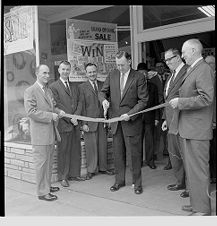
[4,139,114,184]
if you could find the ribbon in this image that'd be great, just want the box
[63,102,169,123]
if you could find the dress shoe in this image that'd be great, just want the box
[189,212,210,216]
[167,184,177,189]
[50,186,60,193]
[147,162,156,169]
[38,193,57,201]
[61,179,69,187]
[164,162,172,170]
[168,184,185,191]
[110,183,125,192]
[180,190,189,198]
[134,186,143,194]
[182,205,194,212]
[99,170,115,175]
[68,176,85,181]
[85,172,94,180]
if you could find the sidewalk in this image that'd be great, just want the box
[5,157,216,217]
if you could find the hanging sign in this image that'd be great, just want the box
[4,6,35,55]
[66,19,118,82]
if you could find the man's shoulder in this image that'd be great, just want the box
[49,79,60,88]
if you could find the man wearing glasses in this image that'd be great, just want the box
[162,48,189,199]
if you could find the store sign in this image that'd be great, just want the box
[66,19,118,82]
[4,6,34,55]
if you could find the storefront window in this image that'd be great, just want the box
[142,5,212,30]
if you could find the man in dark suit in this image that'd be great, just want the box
[137,63,159,169]
[99,51,149,194]
[162,48,189,198]
[49,61,85,188]
[78,63,114,179]
[24,64,65,201]
[170,39,214,216]
[149,62,171,169]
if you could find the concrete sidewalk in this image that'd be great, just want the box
[5,157,216,216]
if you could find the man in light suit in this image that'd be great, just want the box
[79,63,114,179]
[24,64,65,201]
[99,51,149,194]
[162,48,189,198]
[49,61,85,188]
[170,39,214,216]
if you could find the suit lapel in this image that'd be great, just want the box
[182,59,204,83]
[167,65,188,96]
[58,79,71,96]
[121,69,134,100]
[35,82,52,107]
[86,80,97,96]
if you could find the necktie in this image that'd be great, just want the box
[65,81,70,94]
[93,81,98,94]
[120,73,125,97]
[168,70,176,92]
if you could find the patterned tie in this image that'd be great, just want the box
[93,81,98,94]
[120,73,125,97]
[168,70,176,92]
[65,81,70,94]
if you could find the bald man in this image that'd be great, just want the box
[169,39,214,216]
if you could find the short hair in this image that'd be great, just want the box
[165,48,181,56]
[59,60,71,67]
[116,51,131,60]
[85,62,97,71]
[35,64,48,74]
[137,62,148,71]
[205,55,215,64]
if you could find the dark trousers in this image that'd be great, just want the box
[209,128,216,179]
[113,122,142,188]
[58,127,81,180]
[143,123,155,163]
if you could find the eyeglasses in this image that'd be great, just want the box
[164,55,177,63]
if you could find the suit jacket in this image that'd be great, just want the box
[163,64,188,133]
[24,82,61,145]
[79,80,104,132]
[177,59,214,140]
[49,79,82,133]
[99,68,149,136]
[142,81,160,124]
[149,74,164,104]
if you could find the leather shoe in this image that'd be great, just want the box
[182,205,194,212]
[38,193,57,201]
[164,162,172,170]
[168,184,185,191]
[50,186,60,193]
[189,212,210,216]
[110,183,125,192]
[68,176,85,181]
[180,190,189,198]
[85,172,94,180]
[167,184,176,189]
[134,186,143,194]
[99,170,115,175]
[147,162,156,169]
[61,179,69,187]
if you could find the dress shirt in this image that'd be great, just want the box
[60,77,70,89]
[37,81,46,93]
[89,79,98,91]
[120,69,130,90]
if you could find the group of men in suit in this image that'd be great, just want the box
[24,38,215,216]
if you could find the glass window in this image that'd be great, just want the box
[143,5,213,30]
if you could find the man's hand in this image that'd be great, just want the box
[82,124,89,132]
[59,110,65,118]
[169,98,179,109]
[70,115,78,126]
[52,113,59,122]
[102,100,110,111]
[161,120,167,131]
[120,114,130,121]
[155,120,159,127]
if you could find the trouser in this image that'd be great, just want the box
[33,144,55,196]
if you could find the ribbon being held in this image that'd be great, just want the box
[63,102,169,123]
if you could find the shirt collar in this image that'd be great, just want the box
[174,62,185,75]
[190,57,203,68]
[37,81,44,90]
[60,77,69,85]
